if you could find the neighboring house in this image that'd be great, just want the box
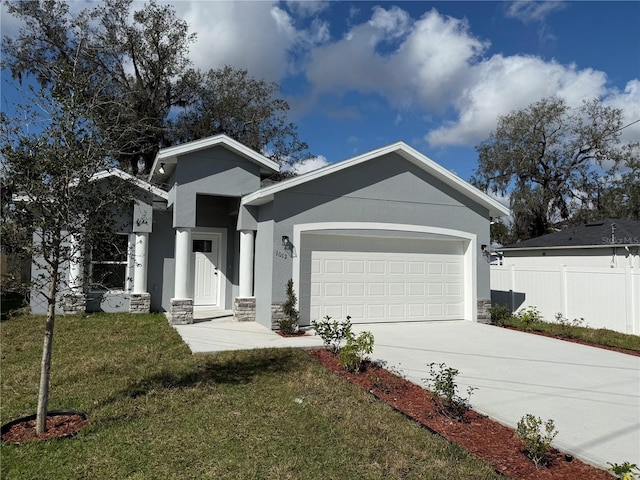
[491,219,640,334]
[31,135,509,329]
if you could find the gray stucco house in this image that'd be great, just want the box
[33,135,510,328]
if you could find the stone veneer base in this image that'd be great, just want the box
[233,297,256,322]
[63,293,86,315]
[270,303,285,331]
[169,298,194,325]
[477,299,492,324]
[130,293,151,314]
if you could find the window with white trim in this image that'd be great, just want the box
[90,234,130,290]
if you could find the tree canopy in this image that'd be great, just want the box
[472,96,638,241]
[2,0,310,175]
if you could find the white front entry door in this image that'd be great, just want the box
[192,234,221,307]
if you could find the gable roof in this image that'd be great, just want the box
[90,169,168,200]
[241,141,510,218]
[502,219,640,250]
[13,168,168,203]
[148,134,280,183]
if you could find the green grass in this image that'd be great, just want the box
[1,313,504,479]
[494,313,640,352]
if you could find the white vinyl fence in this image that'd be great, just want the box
[491,265,639,335]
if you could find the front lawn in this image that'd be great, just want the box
[1,313,503,479]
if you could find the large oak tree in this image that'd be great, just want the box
[472,96,637,241]
[3,0,310,175]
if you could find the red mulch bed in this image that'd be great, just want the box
[1,412,89,444]
[308,348,612,480]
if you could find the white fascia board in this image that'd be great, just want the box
[91,169,168,200]
[242,141,511,218]
[148,134,280,183]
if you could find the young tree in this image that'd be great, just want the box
[472,97,634,240]
[0,33,136,433]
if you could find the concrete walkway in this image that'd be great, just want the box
[173,318,640,470]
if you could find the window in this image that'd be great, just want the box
[193,239,212,253]
[90,234,129,290]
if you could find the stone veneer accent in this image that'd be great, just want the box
[169,298,193,325]
[270,302,285,331]
[63,293,86,315]
[129,293,151,314]
[477,299,492,324]
[233,297,256,322]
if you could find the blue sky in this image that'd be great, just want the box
[2,1,639,188]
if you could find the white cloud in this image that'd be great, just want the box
[505,1,567,23]
[292,155,330,174]
[426,55,610,147]
[306,8,487,109]
[170,2,294,81]
[286,1,329,18]
[603,80,640,145]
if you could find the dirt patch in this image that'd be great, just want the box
[308,348,611,480]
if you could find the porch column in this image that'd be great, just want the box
[174,227,192,298]
[68,233,83,293]
[170,227,193,324]
[133,232,149,294]
[239,229,255,297]
[130,200,153,313]
[64,233,86,314]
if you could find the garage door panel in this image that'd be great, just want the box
[408,262,425,275]
[304,235,465,324]
[368,304,386,318]
[428,262,443,274]
[347,260,365,274]
[324,283,343,296]
[408,283,424,296]
[368,261,386,274]
[347,283,365,296]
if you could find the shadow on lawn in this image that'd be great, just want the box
[123,348,301,400]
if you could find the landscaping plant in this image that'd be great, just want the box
[516,306,543,331]
[488,304,512,326]
[338,331,374,373]
[424,362,476,421]
[516,413,558,467]
[312,315,353,353]
[278,279,299,334]
[607,461,640,480]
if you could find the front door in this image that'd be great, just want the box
[192,234,221,307]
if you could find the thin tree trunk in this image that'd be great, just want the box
[36,267,59,434]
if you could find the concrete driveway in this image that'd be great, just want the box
[352,321,640,471]
[174,318,639,470]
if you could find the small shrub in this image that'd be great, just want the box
[278,279,299,334]
[489,304,512,326]
[516,414,558,467]
[312,315,353,354]
[338,331,374,373]
[516,306,543,331]
[423,362,476,421]
[607,461,640,480]
[554,313,586,333]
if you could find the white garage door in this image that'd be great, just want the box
[301,234,465,324]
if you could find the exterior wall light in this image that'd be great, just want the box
[158,163,165,174]
[282,236,291,247]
